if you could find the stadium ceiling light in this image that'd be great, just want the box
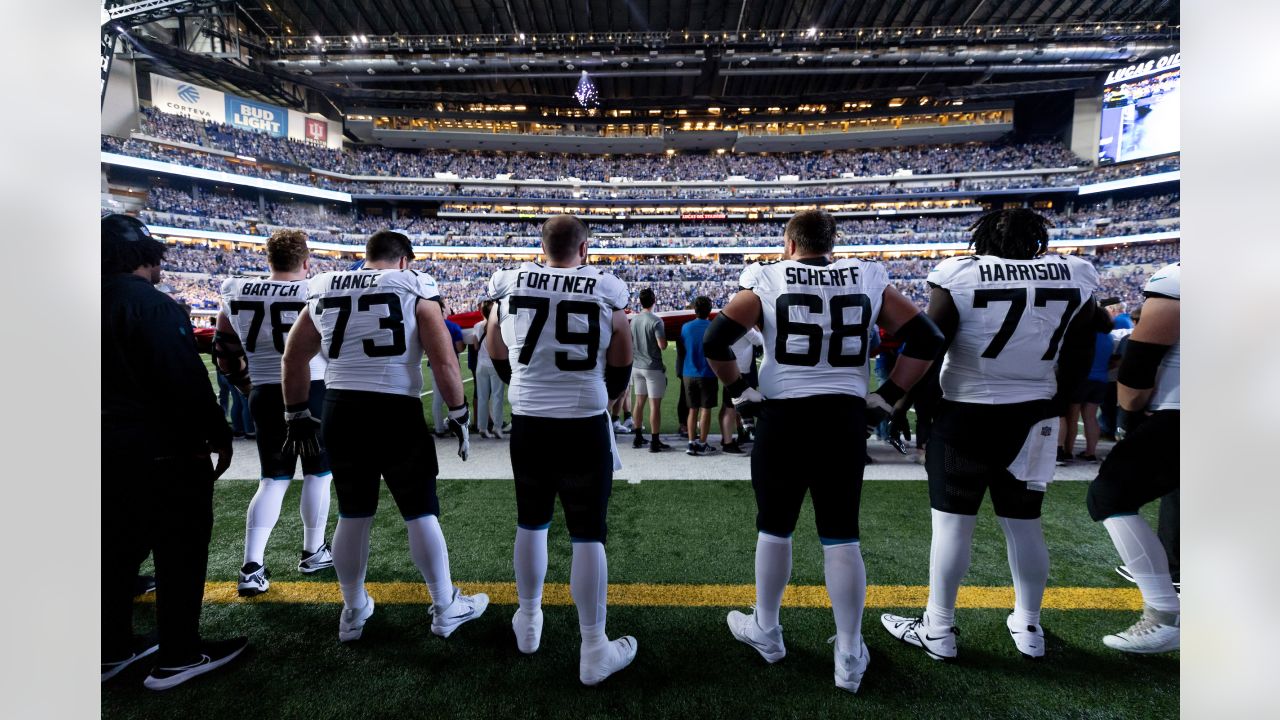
[360,35,368,43]
[806,27,817,37]
[1059,57,1071,63]
[898,57,908,65]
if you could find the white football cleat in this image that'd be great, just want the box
[1103,606,1180,654]
[298,543,334,574]
[1006,614,1046,659]
[430,587,489,638]
[831,636,870,694]
[512,608,543,654]
[880,613,958,661]
[579,636,638,686]
[726,609,786,663]
[237,563,269,597]
[338,593,375,642]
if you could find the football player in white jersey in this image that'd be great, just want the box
[879,209,1101,661]
[484,215,638,686]
[214,230,334,597]
[1086,262,1180,653]
[703,210,945,693]
[280,230,487,643]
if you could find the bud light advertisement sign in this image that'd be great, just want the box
[226,96,288,138]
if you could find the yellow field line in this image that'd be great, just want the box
[139,582,1142,610]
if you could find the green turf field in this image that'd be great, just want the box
[105,480,1177,719]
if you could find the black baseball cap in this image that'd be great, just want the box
[101,213,155,246]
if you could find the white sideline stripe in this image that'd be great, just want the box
[420,376,475,397]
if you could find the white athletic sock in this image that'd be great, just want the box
[332,516,374,609]
[822,541,867,654]
[514,526,549,614]
[300,473,332,554]
[405,515,454,608]
[1103,514,1179,613]
[755,533,793,631]
[243,478,290,567]
[571,541,608,647]
[997,516,1050,627]
[926,510,978,629]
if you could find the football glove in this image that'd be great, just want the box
[865,390,909,455]
[887,405,912,455]
[283,406,324,458]
[447,404,471,461]
[725,377,765,419]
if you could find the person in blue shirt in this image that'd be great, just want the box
[1098,299,1132,439]
[681,296,719,455]
[1061,312,1115,462]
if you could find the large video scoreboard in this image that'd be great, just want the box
[1098,52,1181,164]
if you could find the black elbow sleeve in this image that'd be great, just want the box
[605,363,632,400]
[492,358,512,385]
[897,313,946,361]
[703,314,749,361]
[1117,340,1171,390]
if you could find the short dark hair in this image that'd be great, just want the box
[693,295,712,319]
[968,208,1051,260]
[266,229,309,272]
[639,288,656,309]
[102,214,166,274]
[784,209,837,255]
[541,214,588,262]
[365,229,415,263]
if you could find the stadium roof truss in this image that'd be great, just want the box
[116,0,1179,114]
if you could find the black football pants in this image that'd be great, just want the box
[102,436,214,666]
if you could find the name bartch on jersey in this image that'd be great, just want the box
[784,265,860,287]
[517,270,598,295]
[978,262,1072,283]
[237,281,301,297]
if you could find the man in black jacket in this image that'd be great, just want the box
[100,215,247,690]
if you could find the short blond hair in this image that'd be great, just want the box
[266,229,309,272]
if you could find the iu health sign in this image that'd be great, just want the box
[148,73,343,149]
[227,97,287,137]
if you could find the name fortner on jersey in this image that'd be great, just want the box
[927,253,1100,404]
[740,257,890,400]
[1143,261,1180,411]
[219,276,327,386]
[487,262,629,419]
[306,269,440,397]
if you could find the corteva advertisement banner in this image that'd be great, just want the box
[148,73,342,149]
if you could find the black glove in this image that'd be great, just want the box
[725,377,765,419]
[1119,408,1149,437]
[866,381,908,455]
[886,404,912,454]
[447,404,471,461]
[283,405,323,458]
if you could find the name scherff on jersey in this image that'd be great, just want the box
[785,266,860,286]
[517,270,599,294]
[978,262,1073,283]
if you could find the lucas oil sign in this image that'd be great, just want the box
[226,97,287,137]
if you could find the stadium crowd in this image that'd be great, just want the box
[102,108,1179,201]
[135,186,1179,249]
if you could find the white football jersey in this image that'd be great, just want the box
[306,269,440,397]
[1143,262,1180,411]
[487,262,629,418]
[740,257,890,400]
[219,277,327,386]
[928,254,1100,404]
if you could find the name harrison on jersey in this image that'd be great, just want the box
[516,270,598,295]
[978,262,1072,283]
